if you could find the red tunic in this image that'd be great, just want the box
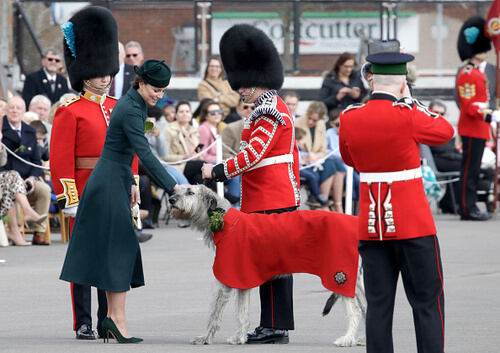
[456,63,491,140]
[50,90,138,227]
[212,208,359,298]
[217,91,300,213]
[339,93,454,241]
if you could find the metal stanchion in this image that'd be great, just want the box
[345,166,353,215]
[216,136,224,197]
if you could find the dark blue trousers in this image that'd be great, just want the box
[359,235,445,353]
[253,206,296,330]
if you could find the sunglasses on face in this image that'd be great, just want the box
[334,122,340,127]
[126,53,140,58]
[208,109,223,116]
[242,105,254,110]
[46,57,61,63]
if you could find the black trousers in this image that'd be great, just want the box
[252,206,296,330]
[459,136,486,215]
[71,283,107,334]
[359,235,445,353]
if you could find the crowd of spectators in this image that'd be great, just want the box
[5,46,434,244]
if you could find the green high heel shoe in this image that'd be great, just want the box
[102,317,143,344]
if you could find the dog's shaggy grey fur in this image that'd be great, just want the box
[169,184,366,346]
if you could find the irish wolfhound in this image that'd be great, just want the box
[169,184,366,346]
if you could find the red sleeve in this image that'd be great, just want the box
[411,101,454,146]
[338,113,355,168]
[50,105,79,208]
[223,115,282,179]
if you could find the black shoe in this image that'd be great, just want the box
[247,326,289,344]
[317,194,334,207]
[141,216,155,229]
[305,194,321,208]
[76,324,96,340]
[460,211,492,221]
[135,229,153,243]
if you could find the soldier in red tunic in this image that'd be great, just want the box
[50,7,138,340]
[201,24,300,344]
[456,16,494,220]
[339,52,454,353]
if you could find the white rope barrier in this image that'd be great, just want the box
[1,142,49,170]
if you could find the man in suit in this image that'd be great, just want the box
[125,41,144,67]
[224,98,254,124]
[108,43,135,99]
[1,96,51,245]
[22,47,70,106]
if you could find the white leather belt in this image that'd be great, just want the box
[249,154,294,171]
[360,167,422,183]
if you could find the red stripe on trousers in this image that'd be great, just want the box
[70,283,76,331]
[433,235,445,352]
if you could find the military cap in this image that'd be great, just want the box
[365,52,415,75]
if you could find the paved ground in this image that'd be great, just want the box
[1,210,499,353]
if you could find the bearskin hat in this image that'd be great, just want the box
[219,24,284,91]
[457,16,491,61]
[61,6,119,92]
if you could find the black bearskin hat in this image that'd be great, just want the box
[61,6,119,92]
[219,24,284,91]
[457,16,491,61]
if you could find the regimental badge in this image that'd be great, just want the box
[458,83,476,100]
[334,271,347,285]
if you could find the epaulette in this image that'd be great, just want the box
[393,97,415,110]
[342,103,364,113]
[61,96,81,107]
[106,95,119,101]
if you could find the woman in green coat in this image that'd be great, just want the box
[60,60,177,343]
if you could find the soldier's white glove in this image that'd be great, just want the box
[491,110,500,123]
[62,205,78,218]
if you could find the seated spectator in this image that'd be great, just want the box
[197,55,240,117]
[296,127,334,209]
[47,93,77,125]
[22,111,39,125]
[427,99,463,214]
[295,101,345,212]
[198,100,223,163]
[326,108,360,206]
[157,103,176,132]
[283,91,301,119]
[29,120,49,163]
[0,132,47,246]
[145,105,188,186]
[163,101,205,185]
[0,98,7,117]
[219,117,244,208]
[224,98,254,124]
[28,95,52,151]
[1,96,51,245]
[319,52,368,115]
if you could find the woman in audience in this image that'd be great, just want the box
[319,52,367,115]
[197,55,240,117]
[295,101,346,212]
[197,100,223,163]
[0,131,47,246]
[163,101,205,184]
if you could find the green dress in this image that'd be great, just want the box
[60,88,176,292]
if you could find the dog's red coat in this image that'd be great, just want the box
[212,208,359,298]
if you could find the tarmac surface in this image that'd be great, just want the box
[1,210,499,353]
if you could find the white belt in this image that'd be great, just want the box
[249,154,294,171]
[360,167,422,183]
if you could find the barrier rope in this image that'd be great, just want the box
[1,142,50,170]
[2,136,340,172]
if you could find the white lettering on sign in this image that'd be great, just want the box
[211,13,419,54]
